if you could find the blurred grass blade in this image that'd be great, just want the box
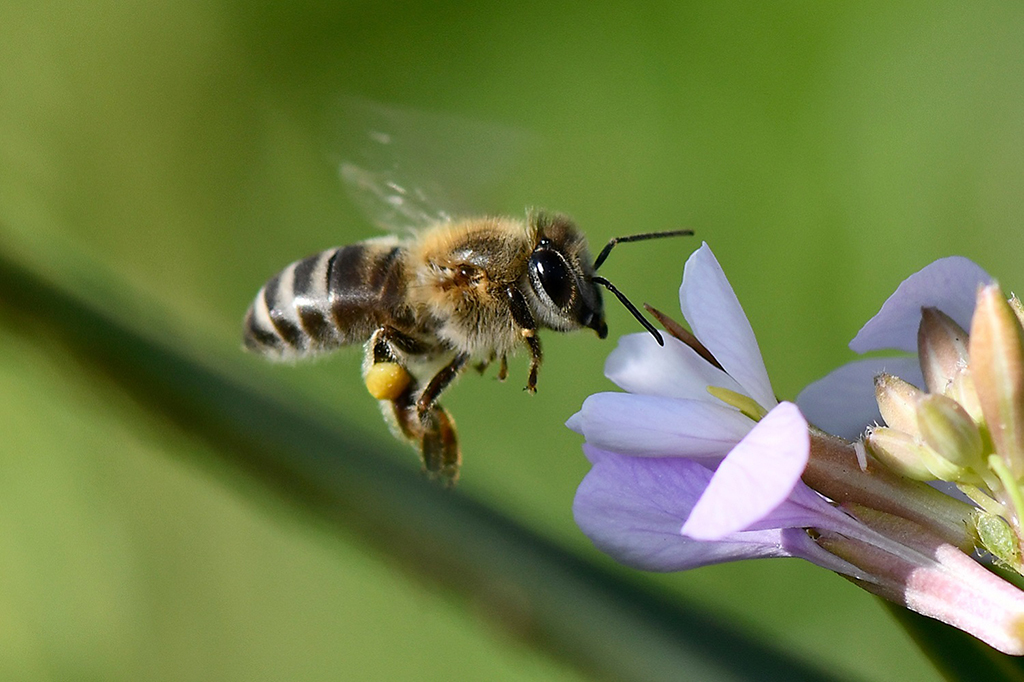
[0,244,843,682]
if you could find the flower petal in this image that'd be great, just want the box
[567,393,755,462]
[850,257,991,354]
[573,446,800,571]
[680,243,776,410]
[797,356,924,440]
[605,333,744,400]
[681,402,810,540]
[744,477,855,534]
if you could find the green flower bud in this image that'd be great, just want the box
[875,373,923,435]
[970,284,1024,478]
[865,427,963,482]
[916,393,984,472]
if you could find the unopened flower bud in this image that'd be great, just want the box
[865,427,962,482]
[819,507,1024,656]
[946,370,984,424]
[970,284,1024,477]
[916,393,984,472]
[1010,294,1024,329]
[918,307,970,396]
[875,373,923,434]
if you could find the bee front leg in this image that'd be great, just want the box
[521,331,542,394]
[505,286,542,393]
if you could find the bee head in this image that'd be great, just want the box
[526,214,607,338]
[528,213,694,346]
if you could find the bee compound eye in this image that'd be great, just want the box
[529,249,573,308]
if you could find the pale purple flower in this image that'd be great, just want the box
[568,248,1024,655]
[569,243,861,572]
[797,257,992,440]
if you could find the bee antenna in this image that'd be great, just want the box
[591,276,664,346]
[593,229,694,271]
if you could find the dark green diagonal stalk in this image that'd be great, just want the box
[0,243,838,682]
[885,603,1024,682]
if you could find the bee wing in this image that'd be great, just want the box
[326,97,538,232]
[338,157,455,233]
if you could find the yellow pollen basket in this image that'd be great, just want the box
[706,386,768,421]
[365,362,413,400]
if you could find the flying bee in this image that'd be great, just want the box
[243,99,690,484]
[243,213,690,485]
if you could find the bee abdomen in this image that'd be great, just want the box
[243,248,336,359]
[243,242,409,360]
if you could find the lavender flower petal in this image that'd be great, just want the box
[566,393,755,462]
[605,333,744,400]
[680,243,776,409]
[574,447,803,571]
[850,257,991,354]
[575,445,866,575]
[681,402,810,540]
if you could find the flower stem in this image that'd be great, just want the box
[805,430,978,551]
[989,454,1024,533]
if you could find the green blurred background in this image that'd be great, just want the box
[3,2,1023,680]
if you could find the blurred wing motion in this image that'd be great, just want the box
[326,96,539,231]
[339,161,453,233]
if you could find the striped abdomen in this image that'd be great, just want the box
[243,241,412,360]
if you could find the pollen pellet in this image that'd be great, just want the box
[365,362,412,400]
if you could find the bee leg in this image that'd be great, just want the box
[505,286,543,394]
[472,352,495,375]
[521,331,542,393]
[363,328,461,485]
[363,326,433,400]
[416,352,470,417]
[385,387,461,486]
[370,326,428,362]
[496,354,508,382]
[419,402,460,486]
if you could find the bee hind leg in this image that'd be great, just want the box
[419,403,460,486]
[363,327,428,401]
[412,352,470,485]
[386,387,461,487]
[364,328,464,486]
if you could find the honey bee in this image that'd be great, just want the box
[243,213,689,485]
[243,99,690,484]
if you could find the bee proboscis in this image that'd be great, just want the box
[243,210,689,485]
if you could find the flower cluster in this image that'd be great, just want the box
[569,244,1024,655]
[805,259,1024,573]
